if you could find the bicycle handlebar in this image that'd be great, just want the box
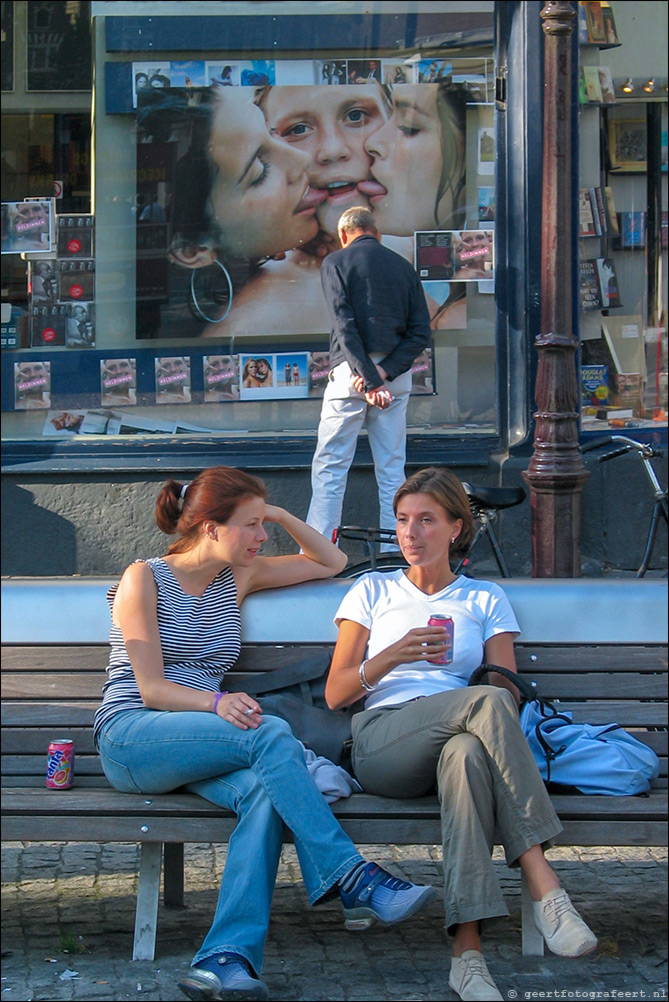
[582,435,661,460]
[334,526,398,545]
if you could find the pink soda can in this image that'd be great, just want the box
[46,739,74,789]
[427,615,454,664]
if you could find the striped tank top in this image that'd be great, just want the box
[93,557,241,745]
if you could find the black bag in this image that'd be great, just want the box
[225,650,362,766]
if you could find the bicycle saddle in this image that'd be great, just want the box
[462,483,526,510]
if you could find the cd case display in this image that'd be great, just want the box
[57,214,94,258]
[58,259,95,301]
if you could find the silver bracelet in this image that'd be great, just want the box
[359,660,376,691]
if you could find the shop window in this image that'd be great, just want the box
[577,1,668,432]
[2,5,502,450]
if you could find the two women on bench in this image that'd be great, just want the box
[93,466,436,1002]
[326,466,598,1002]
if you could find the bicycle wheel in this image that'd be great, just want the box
[337,554,408,579]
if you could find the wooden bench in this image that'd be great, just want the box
[2,576,667,961]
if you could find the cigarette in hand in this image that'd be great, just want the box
[244,707,256,716]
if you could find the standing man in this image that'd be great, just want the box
[306,206,431,546]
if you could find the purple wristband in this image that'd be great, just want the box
[212,691,228,714]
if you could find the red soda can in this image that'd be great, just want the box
[46,739,74,789]
[427,615,454,664]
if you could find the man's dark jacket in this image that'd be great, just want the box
[320,234,431,392]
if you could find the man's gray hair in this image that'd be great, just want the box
[338,206,378,235]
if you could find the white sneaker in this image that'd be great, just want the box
[533,887,598,958]
[448,950,503,1001]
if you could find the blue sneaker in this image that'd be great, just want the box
[177,952,269,1001]
[339,861,437,931]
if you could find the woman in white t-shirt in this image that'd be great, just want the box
[326,467,597,1002]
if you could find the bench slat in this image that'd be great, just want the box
[2,729,98,754]
[552,702,668,726]
[4,644,667,673]
[0,702,99,725]
[4,811,667,848]
[0,644,334,672]
[3,787,666,820]
[2,754,105,776]
[1,775,111,789]
[2,674,105,699]
[5,671,667,702]
[3,752,666,782]
[1,647,109,670]
[526,674,667,699]
[514,646,668,672]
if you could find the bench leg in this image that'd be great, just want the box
[521,871,544,956]
[164,843,185,908]
[133,842,162,961]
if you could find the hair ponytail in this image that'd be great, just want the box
[155,479,185,535]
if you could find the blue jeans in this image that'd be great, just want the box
[97,709,363,974]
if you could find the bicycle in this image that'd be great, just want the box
[581,435,668,577]
[334,482,526,579]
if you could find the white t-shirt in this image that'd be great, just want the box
[334,570,520,710]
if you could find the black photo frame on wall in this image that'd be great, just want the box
[26,0,92,92]
[1,1,14,92]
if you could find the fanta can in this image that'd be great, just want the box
[46,739,74,789]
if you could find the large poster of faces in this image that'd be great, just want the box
[134,65,480,340]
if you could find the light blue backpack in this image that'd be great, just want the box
[468,664,660,796]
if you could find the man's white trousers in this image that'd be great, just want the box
[306,360,412,546]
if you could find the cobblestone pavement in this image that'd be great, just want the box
[2,841,667,1002]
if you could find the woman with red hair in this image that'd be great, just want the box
[94,466,435,1001]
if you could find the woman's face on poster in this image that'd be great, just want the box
[206,89,322,259]
[262,85,387,237]
[361,84,449,236]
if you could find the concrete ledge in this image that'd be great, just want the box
[1,575,667,645]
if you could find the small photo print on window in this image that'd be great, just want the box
[42,410,88,436]
[203,354,240,403]
[382,61,413,86]
[478,128,495,174]
[415,230,494,283]
[417,59,452,84]
[240,353,309,400]
[155,356,192,404]
[478,187,496,223]
[100,358,137,407]
[346,60,382,85]
[421,281,467,331]
[411,346,435,395]
[1,200,53,254]
[453,230,494,281]
[205,62,240,87]
[15,360,51,410]
[308,351,331,398]
[239,61,275,86]
[313,60,348,86]
[169,61,206,89]
[132,63,173,107]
